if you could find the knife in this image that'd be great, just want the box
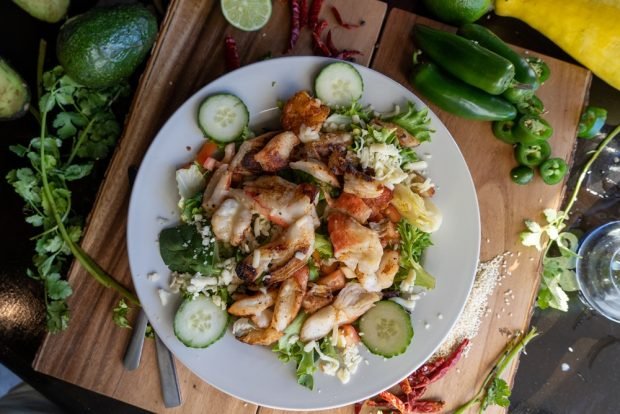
[155,333,182,407]
[122,308,149,370]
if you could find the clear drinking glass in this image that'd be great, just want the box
[576,221,620,323]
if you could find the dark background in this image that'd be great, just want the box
[1,0,619,413]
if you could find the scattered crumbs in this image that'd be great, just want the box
[499,327,515,336]
[568,347,574,353]
[243,403,248,407]
[186,146,191,151]
[501,308,505,312]
[529,257,534,261]
[433,254,506,358]
[147,272,160,282]
[318,389,322,393]
[262,33,266,37]
[158,289,172,306]
[437,313,444,320]
[424,322,431,330]
[486,238,491,243]
[456,368,461,373]
[561,363,570,372]
[538,198,543,203]
[508,312,513,317]
[157,216,169,225]
[364,360,369,366]
[496,313,501,319]
[517,251,522,257]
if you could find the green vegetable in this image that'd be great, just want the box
[180,191,204,223]
[457,23,539,103]
[314,233,334,259]
[492,120,517,144]
[174,295,229,348]
[359,300,414,357]
[113,298,131,329]
[515,95,544,116]
[510,165,534,185]
[12,0,69,23]
[455,328,539,413]
[56,4,157,88]
[414,24,516,95]
[159,223,219,275]
[385,101,434,143]
[272,312,317,389]
[314,62,364,107]
[577,106,607,139]
[539,157,568,185]
[410,62,517,121]
[197,94,250,143]
[397,220,435,289]
[513,115,553,144]
[514,140,551,167]
[6,58,135,332]
[0,58,30,120]
[308,259,320,282]
[526,56,550,83]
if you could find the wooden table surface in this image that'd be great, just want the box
[33,1,591,413]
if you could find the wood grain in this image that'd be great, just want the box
[32,0,386,413]
[370,9,591,413]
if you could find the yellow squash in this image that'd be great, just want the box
[495,0,620,90]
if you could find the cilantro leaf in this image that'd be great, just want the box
[47,300,70,333]
[113,299,132,329]
[53,112,87,139]
[482,378,511,410]
[45,273,73,300]
[63,163,94,181]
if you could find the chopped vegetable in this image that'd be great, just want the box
[577,106,607,139]
[514,140,551,167]
[525,56,550,83]
[510,165,534,185]
[314,233,334,258]
[195,141,219,166]
[176,164,206,200]
[386,102,434,143]
[392,184,442,233]
[197,93,249,142]
[492,120,517,144]
[314,62,364,107]
[539,157,568,185]
[174,295,229,348]
[224,36,241,71]
[513,115,553,144]
[515,95,545,116]
[221,0,272,31]
[359,300,414,357]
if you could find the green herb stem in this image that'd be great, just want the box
[36,39,46,102]
[454,328,539,414]
[39,111,139,306]
[65,117,96,167]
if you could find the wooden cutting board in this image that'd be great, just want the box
[33,1,591,413]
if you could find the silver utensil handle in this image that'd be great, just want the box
[123,309,149,371]
[155,333,182,408]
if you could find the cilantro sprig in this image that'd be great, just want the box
[520,125,620,311]
[6,41,137,332]
[454,328,539,413]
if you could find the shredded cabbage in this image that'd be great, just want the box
[392,184,442,233]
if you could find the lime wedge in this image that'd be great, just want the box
[221,0,272,31]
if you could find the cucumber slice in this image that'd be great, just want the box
[358,300,413,358]
[314,62,364,107]
[197,93,249,143]
[174,295,229,348]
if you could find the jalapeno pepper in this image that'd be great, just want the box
[514,140,551,167]
[526,56,550,83]
[516,95,544,116]
[510,165,534,185]
[410,62,517,121]
[414,24,516,95]
[578,106,607,139]
[458,24,539,103]
[539,158,568,185]
[513,114,553,143]
[492,120,517,144]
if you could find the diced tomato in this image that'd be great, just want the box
[196,141,218,165]
[339,324,360,346]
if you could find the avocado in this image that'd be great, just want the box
[12,0,70,23]
[56,4,158,88]
[0,58,30,121]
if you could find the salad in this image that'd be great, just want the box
[158,62,442,389]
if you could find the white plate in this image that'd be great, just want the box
[127,56,480,411]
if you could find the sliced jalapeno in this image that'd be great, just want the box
[492,120,517,144]
[516,95,544,116]
[515,140,551,167]
[578,106,607,139]
[527,56,550,83]
[510,165,534,185]
[513,115,553,144]
[539,158,568,185]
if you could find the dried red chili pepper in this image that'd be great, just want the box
[426,338,469,383]
[408,400,445,413]
[285,0,301,53]
[331,6,361,29]
[224,35,240,71]
[334,49,362,60]
[399,378,413,395]
[379,391,407,414]
[300,0,308,27]
[325,30,339,55]
[314,19,328,37]
[308,0,323,30]
[311,31,331,56]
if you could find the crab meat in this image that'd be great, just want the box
[211,198,252,246]
[237,327,283,346]
[302,284,334,314]
[250,308,273,329]
[229,132,276,176]
[329,193,372,224]
[202,164,232,214]
[228,290,278,316]
[254,131,301,172]
[357,249,400,292]
[236,215,315,283]
[271,266,309,331]
[300,283,381,342]
[343,169,384,199]
[328,211,383,276]
[281,91,329,140]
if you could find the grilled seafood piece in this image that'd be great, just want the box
[363,187,394,221]
[300,283,381,342]
[239,176,319,227]
[289,159,340,188]
[228,290,278,316]
[251,309,273,328]
[316,268,346,291]
[369,219,400,248]
[373,120,421,148]
[271,266,308,331]
[328,211,383,276]
[281,91,329,142]
[211,198,252,246]
[301,132,352,160]
[229,132,276,176]
[343,169,384,198]
[302,284,333,314]
[238,326,283,346]
[202,164,232,214]
[254,131,301,172]
[236,215,315,283]
[329,193,372,224]
[357,249,400,292]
